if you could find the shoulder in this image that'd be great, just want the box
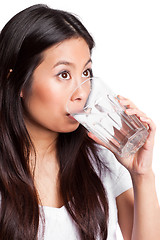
[97,146,132,198]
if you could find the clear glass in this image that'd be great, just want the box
[66,77,148,158]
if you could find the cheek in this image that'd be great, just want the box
[30,67,65,112]
[33,75,67,108]
[23,75,79,133]
[24,82,67,127]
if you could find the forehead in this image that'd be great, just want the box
[42,37,91,64]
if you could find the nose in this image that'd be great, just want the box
[68,79,91,114]
[71,86,85,102]
[71,79,91,102]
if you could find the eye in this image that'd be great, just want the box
[58,71,71,80]
[82,68,92,78]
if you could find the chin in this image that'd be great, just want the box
[61,122,80,133]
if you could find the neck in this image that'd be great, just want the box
[24,118,59,164]
[24,118,63,208]
[30,132,58,159]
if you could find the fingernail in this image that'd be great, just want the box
[117,95,124,99]
[126,109,132,113]
[140,116,148,121]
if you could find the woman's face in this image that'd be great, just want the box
[22,37,92,133]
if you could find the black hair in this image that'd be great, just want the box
[0,4,108,240]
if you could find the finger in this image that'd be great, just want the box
[117,95,137,109]
[140,116,156,141]
[88,132,103,144]
[125,108,147,118]
[125,108,148,129]
[117,95,127,100]
[87,132,109,149]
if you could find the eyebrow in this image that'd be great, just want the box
[53,58,92,68]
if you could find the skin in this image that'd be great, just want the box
[22,37,160,239]
[23,37,92,208]
[89,97,160,239]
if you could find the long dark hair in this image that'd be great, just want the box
[0,4,108,239]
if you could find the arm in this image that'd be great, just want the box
[116,188,134,240]
[131,170,160,240]
[88,96,160,239]
[117,172,160,240]
[117,96,160,240]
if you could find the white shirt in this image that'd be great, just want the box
[38,147,132,240]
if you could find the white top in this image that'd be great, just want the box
[38,147,132,240]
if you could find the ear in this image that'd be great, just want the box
[20,90,24,98]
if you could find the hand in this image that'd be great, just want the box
[88,95,156,176]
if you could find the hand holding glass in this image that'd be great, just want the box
[66,77,148,158]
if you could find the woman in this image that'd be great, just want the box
[0,4,159,240]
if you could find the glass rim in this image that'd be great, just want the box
[66,77,96,114]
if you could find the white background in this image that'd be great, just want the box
[1,1,160,239]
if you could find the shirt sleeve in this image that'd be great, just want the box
[98,147,133,198]
[112,163,132,198]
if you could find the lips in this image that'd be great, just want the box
[66,113,77,121]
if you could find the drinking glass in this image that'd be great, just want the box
[66,77,148,158]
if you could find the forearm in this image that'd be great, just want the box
[131,170,160,240]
